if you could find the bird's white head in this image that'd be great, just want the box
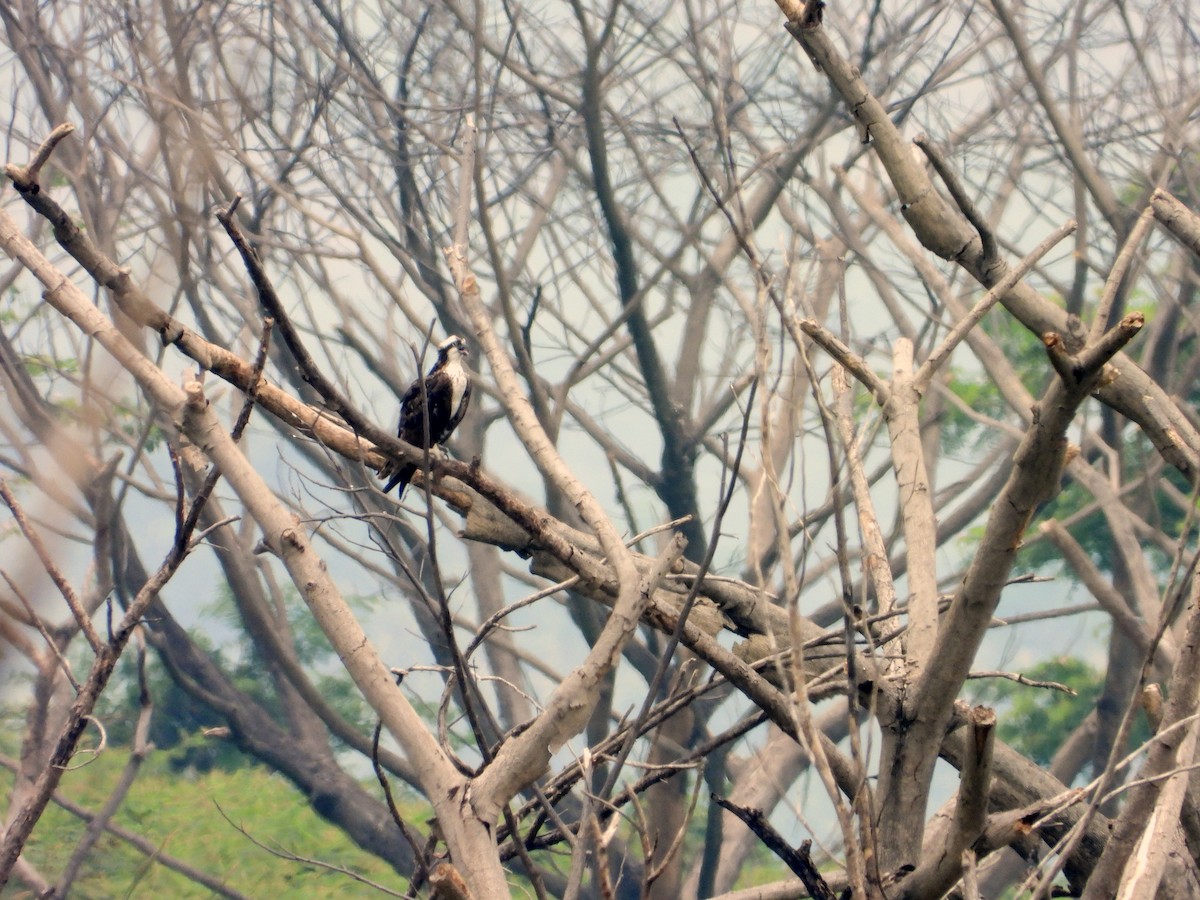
[438,335,469,362]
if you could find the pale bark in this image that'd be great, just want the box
[0,205,502,896]
[4,1,1200,893]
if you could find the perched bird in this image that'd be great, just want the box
[380,335,473,496]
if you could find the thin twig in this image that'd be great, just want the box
[0,479,104,654]
[596,378,757,806]
[711,794,838,900]
[798,319,888,400]
[371,675,429,887]
[214,801,407,897]
[916,218,1077,389]
[0,570,79,690]
[54,632,154,896]
[0,752,250,899]
[966,671,1078,695]
[913,134,999,267]
[3,123,75,190]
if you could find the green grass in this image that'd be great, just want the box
[3,750,413,898]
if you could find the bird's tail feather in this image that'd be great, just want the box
[382,462,418,496]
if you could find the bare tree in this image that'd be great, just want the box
[2,0,1200,897]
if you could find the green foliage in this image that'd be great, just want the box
[1014,426,1189,576]
[969,655,1153,776]
[2,749,414,898]
[941,315,1050,456]
[114,403,167,451]
[943,305,1198,579]
[21,353,79,378]
[93,585,382,773]
[969,657,1101,766]
[96,651,247,774]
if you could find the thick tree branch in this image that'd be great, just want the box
[1082,571,1200,898]
[0,205,500,896]
[873,312,1142,868]
[1153,189,1200,259]
[774,3,1200,480]
[896,706,996,899]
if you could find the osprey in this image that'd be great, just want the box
[380,335,472,496]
